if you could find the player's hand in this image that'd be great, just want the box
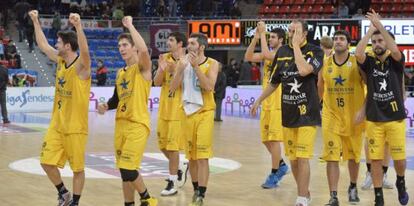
[189,51,200,68]
[257,21,266,35]
[69,13,81,28]
[28,10,39,23]
[97,103,108,115]
[250,101,260,117]
[122,16,133,29]
[354,108,366,125]
[292,24,305,47]
[366,9,383,30]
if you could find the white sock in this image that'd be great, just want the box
[169,175,178,181]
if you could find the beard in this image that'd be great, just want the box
[374,47,386,56]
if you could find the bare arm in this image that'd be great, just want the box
[250,83,278,116]
[29,10,58,62]
[153,54,167,86]
[317,69,324,101]
[355,24,376,64]
[194,59,218,91]
[170,59,186,92]
[69,13,91,80]
[244,33,263,63]
[123,16,151,79]
[292,26,314,76]
[260,32,275,61]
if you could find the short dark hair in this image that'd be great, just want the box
[372,30,395,40]
[117,33,134,46]
[292,19,309,32]
[333,30,351,44]
[270,28,286,43]
[189,33,208,48]
[57,30,78,51]
[169,32,187,47]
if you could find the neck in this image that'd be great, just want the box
[197,53,206,64]
[272,44,282,51]
[334,51,349,64]
[62,52,77,65]
[125,54,138,67]
[172,48,185,60]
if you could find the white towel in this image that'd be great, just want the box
[182,63,203,115]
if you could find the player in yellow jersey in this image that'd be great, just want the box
[30,10,91,206]
[153,32,187,196]
[170,33,218,206]
[317,30,366,205]
[244,21,289,189]
[97,16,157,206]
[320,36,333,58]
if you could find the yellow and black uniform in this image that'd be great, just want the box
[157,52,185,151]
[358,51,406,160]
[184,57,217,160]
[260,54,283,142]
[40,56,91,172]
[107,63,151,170]
[270,42,324,160]
[321,54,365,162]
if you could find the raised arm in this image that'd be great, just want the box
[122,16,152,80]
[244,26,264,63]
[367,10,402,61]
[355,24,376,64]
[292,26,314,77]
[258,21,275,61]
[28,10,58,62]
[69,13,91,80]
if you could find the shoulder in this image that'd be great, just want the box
[306,43,323,53]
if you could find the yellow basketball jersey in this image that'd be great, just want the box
[50,56,91,134]
[199,57,217,112]
[262,58,281,110]
[322,54,365,136]
[158,52,185,120]
[115,63,151,130]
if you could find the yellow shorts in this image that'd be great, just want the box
[322,127,363,162]
[260,109,283,142]
[184,110,214,160]
[40,128,87,172]
[157,119,185,151]
[283,126,317,160]
[115,120,150,170]
[366,120,406,160]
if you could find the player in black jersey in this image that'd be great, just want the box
[251,19,324,206]
[355,10,409,206]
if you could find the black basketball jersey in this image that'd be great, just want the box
[359,51,406,122]
[270,42,324,128]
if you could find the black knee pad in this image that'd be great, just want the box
[120,168,139,182]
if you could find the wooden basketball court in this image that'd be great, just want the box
[1,111,413,205]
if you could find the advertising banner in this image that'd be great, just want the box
[361,20,414,45]
[307,20,361,46]
[188,20,241,45]
[241,20,290,46]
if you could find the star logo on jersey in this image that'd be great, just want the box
[333,75,346,86]
[287,78,302,94]
[120,79,130,89]
[58,77,66,88]
[379,79,387,91]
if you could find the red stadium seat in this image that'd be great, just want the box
[304,0,315,5]
[279,5,290,13]
[293,0,305,5]
[264,0,273,6]
[323,5,335,14]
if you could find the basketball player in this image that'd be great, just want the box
[29,10,91,206]
[355,10,409,206]
[170,33,218,206]
[320,36,333,58]
[318,30,365,205]
[97,16,157,206]
[251,20,324,206]
[244,21,289,189]
[153,31,187,196]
